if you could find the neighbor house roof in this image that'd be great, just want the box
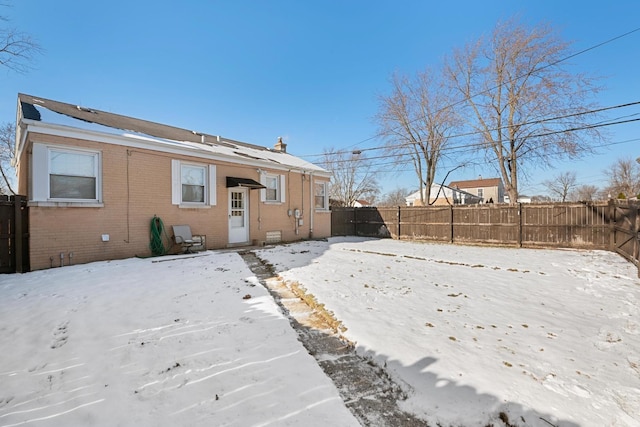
[449,177,503,188]
[15,93,330,176]
[405,184,481,202]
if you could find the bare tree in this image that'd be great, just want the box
[0,122,15,194]
[0,3,41,195]
[604,157,640,199]
[376,69,460,205]
[543,171,577,202]
[1,3,42,73]
[572,184,600,202]
[320,148,380,207]
[378,187,409,207]
[445,17,603,203]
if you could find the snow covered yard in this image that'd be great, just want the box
[0,252,359,427]
[257,237,640,427]
[1,238,638,427]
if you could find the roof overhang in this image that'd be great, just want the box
[15,93,333,179]
[226,177,266,189]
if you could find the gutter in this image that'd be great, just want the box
[14,104,30,170]
[309,171,314,239]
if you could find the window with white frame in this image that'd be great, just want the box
[266,175,278,201]
[49,149,99,200]
[31,143,102,203]
[477,188,484,198]
[260,173,286,203]
[171,160,216,206]
[314,181,329,210]
[181,164,206,203]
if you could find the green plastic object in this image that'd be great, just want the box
[149,215,168,256]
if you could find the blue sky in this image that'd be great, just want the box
[1,1,639,196]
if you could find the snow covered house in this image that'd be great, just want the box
[405,184,481,206]
[14,94,332,270]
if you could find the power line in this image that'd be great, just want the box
[330,136,640,180]
[306,25,640,158]
[304,100,640,159]
[319,114,640,166]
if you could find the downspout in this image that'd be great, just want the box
[14,119,29,172]
[14,118,30,196]
[257,169,263,231]
[297,172,304,236]
[309,172,314,239]
[125,150,131,243]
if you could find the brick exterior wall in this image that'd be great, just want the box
[20,132,331,270]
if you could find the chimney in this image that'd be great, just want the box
[274,137,287,153]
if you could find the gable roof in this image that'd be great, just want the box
[15,93,330,176]
[449,177,503,189]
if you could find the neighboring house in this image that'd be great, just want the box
[449,177,505,203]
[405,184,482,206]
[14,94,332,270]
[353,199,371,207]
[329,199,372,208]
[504,195,532,204]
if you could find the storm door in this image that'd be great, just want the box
[228,188,248,244]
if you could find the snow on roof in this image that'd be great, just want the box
[405,183,480,201]
[17,93,329,175]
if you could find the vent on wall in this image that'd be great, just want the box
[265,231,282,244]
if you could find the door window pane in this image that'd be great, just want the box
[230,191,244,227]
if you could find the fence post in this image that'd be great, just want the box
[634,203,640,278]
[13,195,24,273]
[517,203,523,248]
[353,208,358,236]
[450,205,454,243]
[608,199,616,251]
[397,206,401,240]
[637,205,640,279]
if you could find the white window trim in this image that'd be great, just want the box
[314,180,329,211]
[171,160,216,208]
[260,173,286,204]
[31,142,103,205]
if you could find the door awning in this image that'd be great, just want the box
[226,176,266,189]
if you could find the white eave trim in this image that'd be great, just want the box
[19,119,332,177]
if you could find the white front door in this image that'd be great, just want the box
[228,188,249,244]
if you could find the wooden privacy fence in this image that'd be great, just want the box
[332,201,639,275]
[611,200,640,271]
[0,195,29,273]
